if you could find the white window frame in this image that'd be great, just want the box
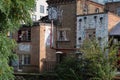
[40,5,44,13]
[32,14,37,21]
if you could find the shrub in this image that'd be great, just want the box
[55,39,118,80]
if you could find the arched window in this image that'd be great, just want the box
[100,17,103,24]
[95,8,99,13]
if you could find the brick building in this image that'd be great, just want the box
[76,0,120,47]
[47,0,77,55]
[46,0,106,56]
[76,12,120,48]
[105,1,120,16]
[76,0,120,48]
[77,0,104,15]
[105,1,120,44]
[12,0,120,73]
[12,20,56,73]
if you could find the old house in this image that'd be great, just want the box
[47,0,105,56]
[77,0,104,15]
[105,1,120,16]
[47,0,77,55]
[76,0,120,48]
[76,12,120,48]
[12,19,56,73]
[12,0,120,73]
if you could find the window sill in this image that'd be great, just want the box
[21,64,31,66]
[56,40,70,42]
[17,41,31,43]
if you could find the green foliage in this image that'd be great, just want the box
[55,57,82,80]
[81,39,118,80]
[0,0,35,79]
[0,34,16,80]
[0,0,35,33]
[55,39,118,80]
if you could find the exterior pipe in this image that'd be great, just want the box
[50,20,53,48]
[49,20,78,51]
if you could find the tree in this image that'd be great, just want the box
[80,39,118,80]
[55,39,118,80]
[0,0,35,80]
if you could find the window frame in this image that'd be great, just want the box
[85,28,96,40]
[95,8,99,13]
[117,7,120,16]
[19,54,30,65]
[40,5,44,13]
[18,28,31,42]
[57,30,69,41]
[32,14,37,21]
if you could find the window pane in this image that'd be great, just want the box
[85,29,96,39]
[32,15,37,21]
[117,7,120,16]
[40,5,44,13]
[18,29,31,42]
[24,55,30,64]
[57,30,68,41]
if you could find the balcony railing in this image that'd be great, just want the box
[43,61,56,72]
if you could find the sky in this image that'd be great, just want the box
[92,0,120,4]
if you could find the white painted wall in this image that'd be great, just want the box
[76,13,108,48]
[31,0,48,21]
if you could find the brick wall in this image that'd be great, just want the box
[56,3,76,51]
[12,23,56,73]
[105,2,120,14]
[76,0,104,15]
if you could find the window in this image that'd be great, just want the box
[56,52,66,63]
[85,29,96,40]
[32,15,37,21]
[100,17,103,24]
[117,7,120,16]
[46,6,48,14]
[79,19,82,30]
[19,54,30,65]
[40,5,44,13]
[95,8,99,13]
[94,16,97,22]
[33,3,37,12]
[57,30,69,41]
[84,17,87,24]
[83,4,88,15]
[18,29,31,42]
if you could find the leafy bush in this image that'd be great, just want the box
[0,0,35,79]
[55,39,118,80]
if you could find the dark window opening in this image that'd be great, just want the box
[18,29,31,42]
[100,17,103,24]
[95,8,99,13]
[85,29,96,40]
[84,17,87,23]
[94,16,97,22]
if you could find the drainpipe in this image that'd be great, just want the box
[50,20,53,48]
[49,20,78,51]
